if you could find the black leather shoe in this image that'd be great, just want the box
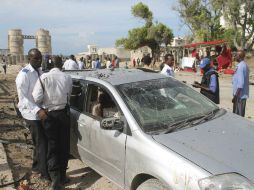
[49,171,62,190]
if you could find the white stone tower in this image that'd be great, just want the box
[8,29,24,55]
[36,29,52,55]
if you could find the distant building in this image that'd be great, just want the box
[130,46,152,61]
[98,47,130,60]
[87,45,98,54]
[77,45,131,61]
[0,49,9,56]
[8,28,51,56]
[170,37,186,47]
[220,16,231,29]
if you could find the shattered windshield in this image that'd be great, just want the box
[117,78,218,133]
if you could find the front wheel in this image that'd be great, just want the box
[137,178,169,190]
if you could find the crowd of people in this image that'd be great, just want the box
[41,54,121,71]
[191,50,249,117]
[191,44,233,72]
[15,47,249,190]
[165,50,249,117]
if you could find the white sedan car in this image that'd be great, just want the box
[66,69,254,190]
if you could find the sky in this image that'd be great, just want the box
[0,0,189,55]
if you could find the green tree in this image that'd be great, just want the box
[131,2,153,27]
[175,0,224,41]
[216,28,237,47]
[222,0,254,50]
[115,2,173,62]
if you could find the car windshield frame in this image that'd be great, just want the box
[116,77,219,134]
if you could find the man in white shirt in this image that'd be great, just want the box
[91,59,96,69]
[62,55,79,70]
[78,57,84,70]
[160,54,175,77]
[16,48,48,179]
[106,57,112,68]
[33,56,72,190]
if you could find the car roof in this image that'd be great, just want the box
[65,68,166,85]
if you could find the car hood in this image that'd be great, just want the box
[152,111,254,182]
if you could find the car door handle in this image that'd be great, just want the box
[78,123,86,127]
[78,120,86,127]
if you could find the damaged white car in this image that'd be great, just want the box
[67,69,254,190]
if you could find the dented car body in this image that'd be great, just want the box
[67,69,254,190]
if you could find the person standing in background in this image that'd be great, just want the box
[106,57,112,68]
[95,58,101,69]
[62,55,79,70]
[137,57,140,67]
[2,58,7,79]
[232,50,249,117]
[139,55,157,73]
[114,56,120,68]
[132,58,136,68]
[78,57,84,70]
[192,58,220,104]
[160,54,175,77]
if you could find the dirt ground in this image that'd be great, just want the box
[0,58,254,190]
[0,65,52,190]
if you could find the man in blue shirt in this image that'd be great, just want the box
[192,58,220,104]
[232,50,249,117]
[95,58,101,69]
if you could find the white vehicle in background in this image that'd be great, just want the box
[180,57,196,70]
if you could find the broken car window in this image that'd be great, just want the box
[117,78,218,133]
[70,80,86,111]
[86,84,119,119]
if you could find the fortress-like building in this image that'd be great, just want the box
[8,28,52,56]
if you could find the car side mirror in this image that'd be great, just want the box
[101,117,124,131]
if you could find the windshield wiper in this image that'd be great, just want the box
[164,115,203,134]
[191,108,220,126]
[164,108,220,134]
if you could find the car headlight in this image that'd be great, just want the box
[198,173,254,190]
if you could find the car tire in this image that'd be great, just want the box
[137,178,169,190]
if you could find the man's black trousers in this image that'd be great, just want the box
[25,119,48,177]
[43,108,70,174]
[233,98,247,117]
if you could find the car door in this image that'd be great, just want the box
[69,79,87,159]
[77,82,127,188]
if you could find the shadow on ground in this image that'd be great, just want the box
[65,167,101,190]
[0,80,11,96]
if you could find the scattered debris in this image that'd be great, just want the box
[9,107,14,111]
[0,139,9,144]
[0,174,8,186]
[24,133,28,143]
[18,180,29,190]
[0,172,28,188]
[0,139,33,149]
